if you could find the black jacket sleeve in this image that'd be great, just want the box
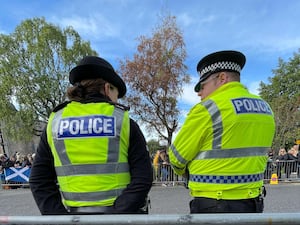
[113,119,153,213]
[29,119,153,214]
[29,129,68,215]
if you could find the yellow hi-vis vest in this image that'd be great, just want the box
[47,101,130,207]
[169,82,275,200]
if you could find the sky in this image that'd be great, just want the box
[1,0,300,140]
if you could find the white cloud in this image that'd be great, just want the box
[246,81,261,96]
[52,14,120,39]
[179,77,200,106]
[176,13,193,27]
[0,28,7,34]
[2,0,300,143]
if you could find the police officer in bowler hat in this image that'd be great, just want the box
[30,56,153,214]
[169,50,275,213]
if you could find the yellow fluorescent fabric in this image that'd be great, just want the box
[169,82,275,200]
[47,101,130,207]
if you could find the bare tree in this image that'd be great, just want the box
[119,15,190,145]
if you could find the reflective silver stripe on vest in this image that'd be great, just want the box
[61,188,124,202]
[52,110,71,165]
[51,107,125,166]
[189,173,264,184]
[202,100,222,149]
[107,107,123,163]
[169,144,188,165]
[194,147,268,160]
[51,107,128,202]
[169,100,223,166]
[189,101,266,185]
[55,162,129,176]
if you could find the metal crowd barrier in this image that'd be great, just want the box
[2,160,299,190]
[1,162,300,224]
[153,163,186,186]
[153,161,300,185]
[1,167,30,189]
[264,160,300,182]
[1,213,300,225]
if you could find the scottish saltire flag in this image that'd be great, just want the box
[4,167,31,182]
[0,173,5,181]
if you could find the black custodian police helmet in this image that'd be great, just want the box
[194,50,246,92]
[69,56,127,98]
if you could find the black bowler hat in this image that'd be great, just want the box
[194,50,246,92]
[69,56,127,98]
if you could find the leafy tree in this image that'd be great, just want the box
[147,139,161,158]
[0,17,97,141]
[119,15,190,146]
[259,49,300,151]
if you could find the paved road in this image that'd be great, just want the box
[0,183,299,215]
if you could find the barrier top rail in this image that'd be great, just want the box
[1,213,300,225]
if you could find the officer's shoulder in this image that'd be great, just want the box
[52,101,71,112]
[112,102,130,111]
[190,102,206,112]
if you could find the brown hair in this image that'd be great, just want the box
[67,78,106,101]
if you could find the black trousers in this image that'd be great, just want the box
[190,196,264,213]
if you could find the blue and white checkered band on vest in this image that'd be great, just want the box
[190,173,264,184]
[199,61,242,76]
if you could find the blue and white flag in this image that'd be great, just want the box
[4,167,31,182]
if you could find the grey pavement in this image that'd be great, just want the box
[0,183,299,216]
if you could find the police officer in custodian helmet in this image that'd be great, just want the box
[169,50,275,213]
[30,56,153,214]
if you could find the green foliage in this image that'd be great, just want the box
[147,139,165,157]
[0,17,97,141]
[259,49,300,151]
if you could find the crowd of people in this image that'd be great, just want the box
[0,50,297,215]
[3,143,297,183]
[2,142,299,185]
[265,143,300,180]
[1,143,299,187]
[152,142,300,185]
[0,152,35,174]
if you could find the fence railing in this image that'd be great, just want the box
[153,160,300,185]
[1,161,299,189]
[153,163,186,186]
[1,167,30,189]
[1,213,300,225]
[264,160,300,182]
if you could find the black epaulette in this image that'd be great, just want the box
[110,102,130,111]
[52,101,71,112]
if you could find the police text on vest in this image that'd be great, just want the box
[232,98,272,115]
[57,115,116,139]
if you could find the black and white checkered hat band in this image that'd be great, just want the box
[199,61,242,76]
